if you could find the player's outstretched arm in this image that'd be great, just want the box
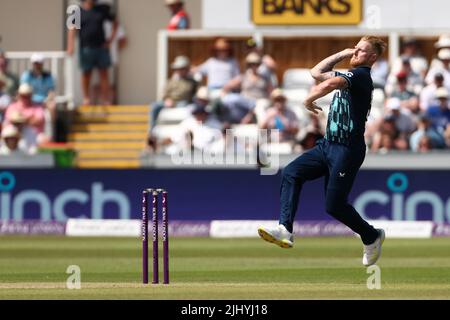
[310,49,355,83]
[304,77,348,114]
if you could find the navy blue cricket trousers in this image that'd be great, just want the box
[279,138,378,245]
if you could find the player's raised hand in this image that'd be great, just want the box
[340,48,356,59]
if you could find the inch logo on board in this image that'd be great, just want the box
[0,171,130,221]
[252,0,363,25]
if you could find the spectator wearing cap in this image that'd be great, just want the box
[429,35,450,70]
[193,38,240,96]
[151,55,197,127]
[20,53,57,142]
[21,53,56,106]
[67,0,118,106]
[392,37,428,79]
[386,58,423,96]
[219,53,273,124]
[261,89,299,142]
[3,84,46,153]
[188,86,212,113]
[165,99,223,155]
[389,71,420,114]
[425,48,450,89]
[0,74,12,127]
[245,38,278,87]
[410,114,446,152]
[0,125,26,156]
[0,49,19,96]
[5,111,37,156]
[426,87,450,132]
[384,97,416,135]
[166,0,190,30]
[420,73,446,111]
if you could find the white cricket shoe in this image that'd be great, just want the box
[258,224,294,249]
[362,229,385,266]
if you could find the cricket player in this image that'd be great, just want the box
[258,36,387,266]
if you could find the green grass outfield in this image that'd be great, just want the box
[1,236,450,299]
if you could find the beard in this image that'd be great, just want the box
[350,55,375,68]
[350,56,361,68]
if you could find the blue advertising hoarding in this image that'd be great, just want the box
[0,169,449,223]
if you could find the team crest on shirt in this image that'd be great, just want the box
[346,72,354,78]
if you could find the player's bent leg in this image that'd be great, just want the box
[259,141,327,249]
[278,142,328,233]
[325,190,379,245]
[325,189,384,266]
[258,224,294,249]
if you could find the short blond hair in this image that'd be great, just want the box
[361,36,387,57]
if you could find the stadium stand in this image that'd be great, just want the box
[69,105,148,168]
[1,17,450,169]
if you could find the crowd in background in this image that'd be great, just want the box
[2,0,449,158]
[0,51,56,156]
[148,35,450,155]
[367,35,450,153]
[0,0,128,158]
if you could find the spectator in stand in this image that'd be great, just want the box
[384,98,417,135]
[425,48,450,89]
[370,115,409,153]
[377,132,397,154]
[410,114,446,152]
[20,53,57,142]
[193,38,240,97]
[151,56,197,127]
[390,71,420,114]
[67,0,118,106]
[420,73,446,111]
[3,84,46,154]
[245,38,278,87]
[21,53,56,106]
[426,87,450,133]
[444,124,450,148]
[0,74,12,129]
[371,58,389,89]
[0,125,26,156]
[219,53,272,125]
[386,58,423,96]
[147,86,214,154]
[90,19,128,105]
[166,104,223,155]
[166,0,190,30]
[0,49,19,96]
[370,97,416,152]
[6,111,41,155]
[295,114,325,152]
[260,89,299,142]
[429,35,450,69]
[417,135,433,153]
[392,37,428,79]
[187,86,213,115]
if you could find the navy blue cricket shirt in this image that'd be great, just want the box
[325,66,374,146]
